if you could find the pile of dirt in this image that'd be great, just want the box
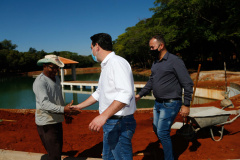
[191,70,240,90]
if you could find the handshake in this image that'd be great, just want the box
[64,100,81,124]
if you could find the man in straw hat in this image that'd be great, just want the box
[33,55,79,160]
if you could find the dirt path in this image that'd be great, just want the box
[1,69,240,159]
[0,105,240,160]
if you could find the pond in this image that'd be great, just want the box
[0,73,216,110]
[0,73,154,110]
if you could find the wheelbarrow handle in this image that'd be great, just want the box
[216,113,240,126]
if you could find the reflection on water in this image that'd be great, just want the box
[0,76,36,109]
[0,73,216,110]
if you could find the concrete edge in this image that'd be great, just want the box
[0,149,102,160]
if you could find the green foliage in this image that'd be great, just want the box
[0,40,95,74]
[0,39,17,50]
[114,0,240,70]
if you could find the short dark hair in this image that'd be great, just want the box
[151,35,165,45]
[90,33,113,51]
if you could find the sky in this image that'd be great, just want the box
[0,0,155,56]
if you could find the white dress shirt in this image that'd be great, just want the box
[92,52,136,116]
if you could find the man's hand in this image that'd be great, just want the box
[70,96,98,111]
[180,105,190,117]
[70,104,81,110]
[135,94,141,103]
[64,100,80,116]
[89,115,108,132]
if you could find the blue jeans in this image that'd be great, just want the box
[153,100,182,160]
[102,114,136,160]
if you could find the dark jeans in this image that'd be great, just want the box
[37,123,63,160]
[102,114,136,160]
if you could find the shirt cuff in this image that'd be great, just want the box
[184,99,191,106]
[114,93,132,105]
[92,91,99,101]
[60,106,65,113]
[138,91,145,98]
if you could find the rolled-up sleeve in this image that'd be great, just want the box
[92,87,100,101]
[112,60,134,105]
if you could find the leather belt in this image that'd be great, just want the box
[155,98,181,103]
[109,114,133,119]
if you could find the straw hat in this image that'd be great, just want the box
[37,55,64,67]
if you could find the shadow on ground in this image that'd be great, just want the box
[133,134,189,160]
[76,142,103,158]
[42,127,231,160]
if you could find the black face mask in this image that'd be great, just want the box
[150,46,160,59]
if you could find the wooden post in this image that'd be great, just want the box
[60,68,64,82]
[190,64,201,107]
[71,64,76,81]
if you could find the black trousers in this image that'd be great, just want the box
[37,123,63,160]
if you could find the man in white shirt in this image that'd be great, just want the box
[71,33,136,160]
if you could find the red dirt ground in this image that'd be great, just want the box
[1,70,240,160]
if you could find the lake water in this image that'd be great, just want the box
[0,73,216,110]
[0,73,154,110]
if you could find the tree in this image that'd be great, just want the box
[114,19,154,68]
[6,50,20,71]
[150,0,240,69]
[28,47,37,53]
[0,50,8,73]
[0,39,17,50]
[114,0,240,70]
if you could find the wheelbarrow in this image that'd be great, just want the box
[174,106,240,141]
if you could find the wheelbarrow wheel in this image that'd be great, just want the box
[210,125,224,141]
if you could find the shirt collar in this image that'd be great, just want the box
[101,51,115,68]
[162,51,169,60]
[156,51,169,63]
